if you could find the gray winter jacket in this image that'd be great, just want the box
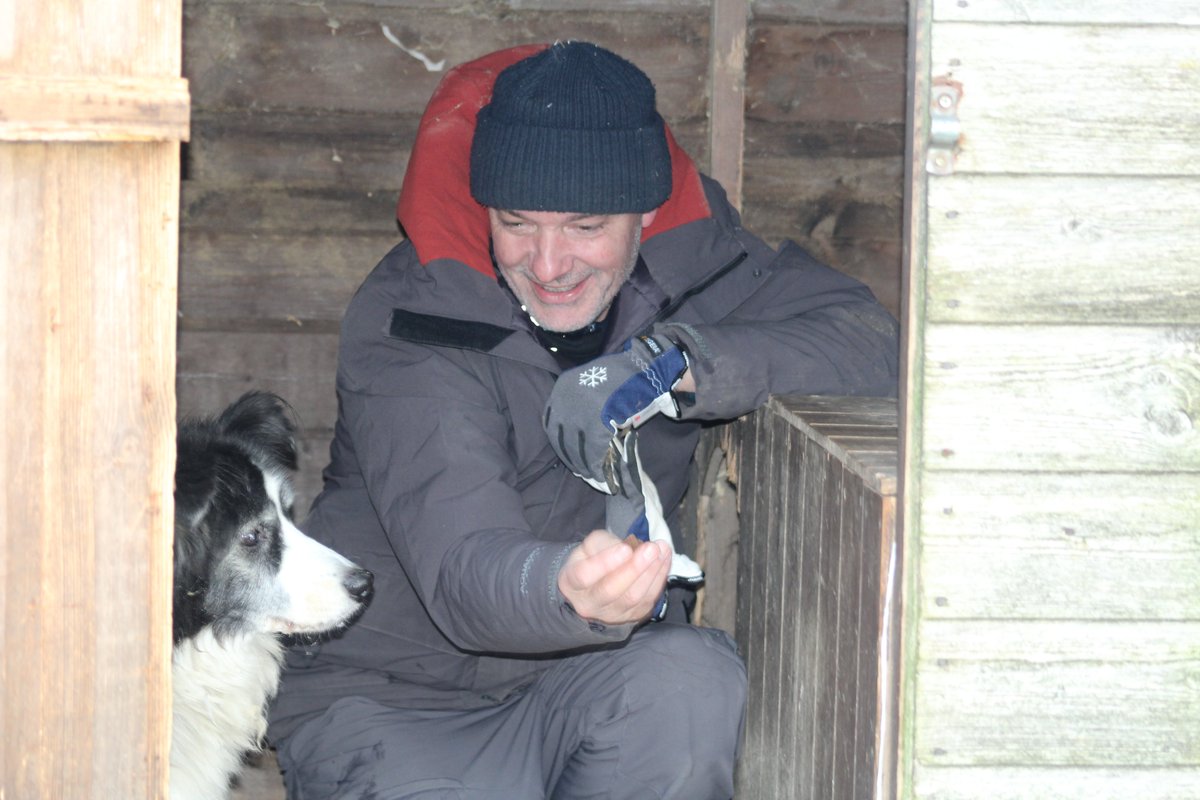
[269,46,898,740]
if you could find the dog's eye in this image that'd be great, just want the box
[239,528,262,547]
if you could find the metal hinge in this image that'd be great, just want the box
[926,79,963,176]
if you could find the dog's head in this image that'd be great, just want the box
[173,391,372,644]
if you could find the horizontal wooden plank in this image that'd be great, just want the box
[176,329,340,428]
[181,183,401,235]
[934,0,1200,25]
[184,3,710,121]
[920,542,1200,620]
[746,23,907,125]
[756,0,908,25]
[746,119,905,160]
[927,176,1200,324]
[933,24,1200,175]
[914,620,1200,767]
[185,111,417,186]
[179,229,394,323]
[920,471,1200,548]
[198,0,708,10]
[777,394,900,419]
[772,396,898,494]
[922,325,1200,472]
[914,765,1200,800]
[920,620,1200,662]
[0,75,190,142]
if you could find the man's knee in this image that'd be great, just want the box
[625,624,747,726]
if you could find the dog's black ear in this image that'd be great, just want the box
[172,520,213,644]
[173,435,215,644]
[217,391,299,472]
[174,432,216,527]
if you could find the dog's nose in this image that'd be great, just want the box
[344,568,374,602]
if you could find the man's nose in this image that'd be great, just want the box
[529,231,570,283]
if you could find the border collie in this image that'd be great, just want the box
[171,391,372,800]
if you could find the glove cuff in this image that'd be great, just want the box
[623,333,690,424]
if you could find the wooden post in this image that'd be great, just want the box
[0,2,187,798]
[709,0,750,210]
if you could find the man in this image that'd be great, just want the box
[268,41,898,798]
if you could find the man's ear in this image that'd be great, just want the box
[641,209,658,229]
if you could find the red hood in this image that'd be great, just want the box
[396,44,712,278]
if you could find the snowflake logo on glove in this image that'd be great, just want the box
[578,366,608,388]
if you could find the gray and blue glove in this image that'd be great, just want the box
[544,332,689,492]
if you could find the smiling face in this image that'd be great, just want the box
[488,207,658,333]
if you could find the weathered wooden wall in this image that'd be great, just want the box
[733,396,899,800]
[0,0,185,797]
[177,0,907,513]
[901,1,1200,796]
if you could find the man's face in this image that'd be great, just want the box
[488,208,657,333]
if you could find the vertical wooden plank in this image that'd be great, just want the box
[806,450,839,794]
[812,453,844,796]
[776,424,808,796]
[899,0,933,793]
[854,491,886,799]
[748,408,777,791]
[734,412,762,791]
[1,142,176,800]
[877,495,900,800]
[709,0,749,210]
[796,434,828,795]
[1,0,182,796]
[762,413,796,795]
[833,469,867,798]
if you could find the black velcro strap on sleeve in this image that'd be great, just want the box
[387,309,514,352]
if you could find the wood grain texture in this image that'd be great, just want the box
[913,765,1200,800]
[904,5,1200,793]
[746,22,907,125]
[914,620,1200,767]
[178,228,393,323]
[918,471,1200,621]
[932,24,1200,176]
[933,0,1200,24]
[183,3,710,123]
[926,176,1200,324]
[0,75,190,141]
[708,0,749,208]
[921,325,1200,472]
[2,142,176,800]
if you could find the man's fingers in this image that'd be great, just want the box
[624,540,670,602]
[559,535,670,623]
[583,539,669,617]
[560,530,633,593]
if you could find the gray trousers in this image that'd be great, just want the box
[274,623,746,799]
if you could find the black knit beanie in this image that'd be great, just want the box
[470,41,672,214]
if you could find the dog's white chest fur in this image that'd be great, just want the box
[171,629,284,800]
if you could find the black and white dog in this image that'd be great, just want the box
[171,391,372,800]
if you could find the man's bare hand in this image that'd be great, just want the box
[558,529,670,625]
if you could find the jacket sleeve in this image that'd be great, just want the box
[336,341,634,656]
[659,238,900,421]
